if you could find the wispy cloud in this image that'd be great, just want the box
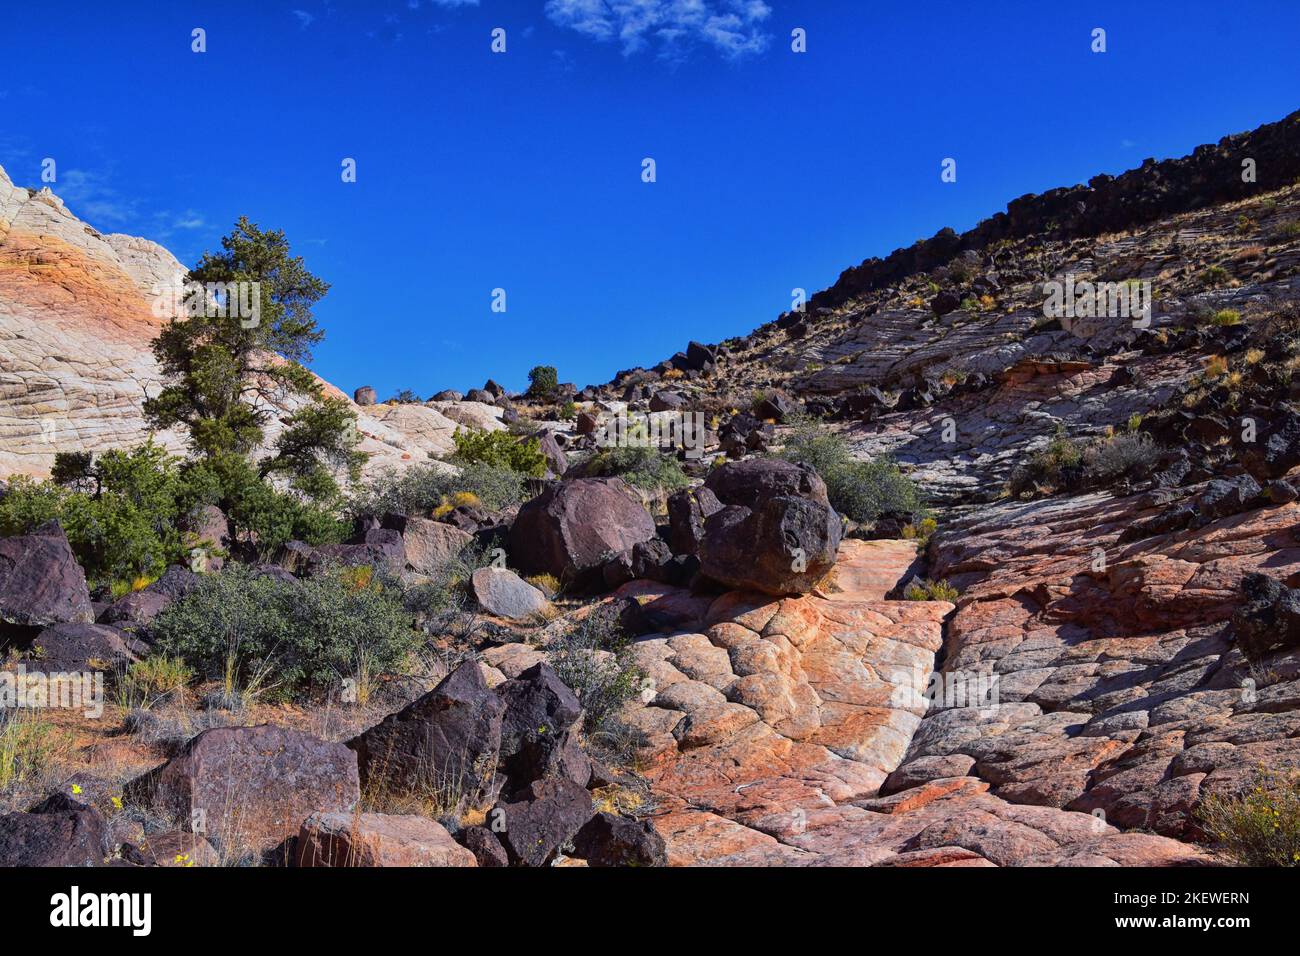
[56,168,141,225]
[292,9,316,29]
[545,0,772,59]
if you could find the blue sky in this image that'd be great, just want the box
[3,0,1298,397]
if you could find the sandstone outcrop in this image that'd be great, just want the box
[600,539,1215,865]
[0,163,470,479]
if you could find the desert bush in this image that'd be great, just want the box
[549,605,644,763]
[351,460,527,518]
[449,428,546,478]
[114,655,194,710]
[1199,768,1300,866]
[777,424,924,522]
[525,573,562,598]
[1272,220,1300,242]
[903,578,960,601]
[1008,430,1084,497]
[1201,265,1231,287]
[1011,428,1157,498]
[901,516,938,541]
[151,564,420,703]
[1082,431,1154,483]
[1202,308,1242,326]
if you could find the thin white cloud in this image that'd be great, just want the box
[55,168,140,225]
[292,9,316,28]
[545,0,771,59]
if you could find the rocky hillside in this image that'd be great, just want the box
[605,109,1300,505]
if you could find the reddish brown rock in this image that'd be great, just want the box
[131,725,360,859]
[295,812,476,867]
[0,521,94,628]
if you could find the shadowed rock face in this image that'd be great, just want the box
[0,794,107,867]
[348,660,505,810]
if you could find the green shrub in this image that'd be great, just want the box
[225,473,349,558]
[1203,308,1242,326]
[526,365,559,401]
[449,428,546,477]
[1199,769,1300,866]
[777,424,924,522]
[114,655,194,710]
[0,441,189,588]
[1010,428,1156,498]
[903,578,960,601]
[151,564,421,703]
[1272,221,1300,242]
[0,710,71,800]
[579,444,689,492]
[351,460,527,518]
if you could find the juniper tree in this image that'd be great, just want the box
[143,218,363,500]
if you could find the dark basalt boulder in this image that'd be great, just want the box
[508,478,656,590]
[491,777,594,867]
[348,661,504,809]
[0,793,107,867]
[456,824,509,867]
[25,621,142,674]
[572,811,667,867]
[129,725,360,857]
[0,521,94,630]
[697,460,840,595]
[666,486,723,556]
[1232,573,1300,661]
[496,662,590,796]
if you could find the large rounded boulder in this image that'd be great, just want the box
[697,459,841,595]
[508,478,656,589]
